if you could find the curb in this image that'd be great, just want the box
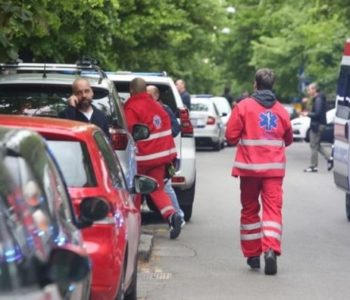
[138,233,154,262]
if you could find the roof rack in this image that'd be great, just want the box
[106,71,168,77]
[0,60,107,84]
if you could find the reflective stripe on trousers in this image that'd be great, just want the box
[136,147,177,162]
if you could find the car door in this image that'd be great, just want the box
[334,63,350,192]
[93,131,140,284]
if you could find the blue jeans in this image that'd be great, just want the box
[164,180,184,220]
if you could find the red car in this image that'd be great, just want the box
[0,115,154,300]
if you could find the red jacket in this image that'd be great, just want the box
[225,96,293,177]
[124,92,177,168]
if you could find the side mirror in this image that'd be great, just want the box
[132,124,150,141]
[132,175,158,194]
[77,197,110,228]
[48,247,90,283]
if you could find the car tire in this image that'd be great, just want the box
[346,193,350,222]
[178,181,196,221]
[125,263,137,300]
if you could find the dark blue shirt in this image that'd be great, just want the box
[163,104,180,137]
[59,105,110,139]
[180,91,191,109]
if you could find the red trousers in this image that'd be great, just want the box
[239,177,283,257]
[137,164,175,220]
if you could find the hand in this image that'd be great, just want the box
[68,95,79,107]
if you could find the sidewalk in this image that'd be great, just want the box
[138,232,154,262]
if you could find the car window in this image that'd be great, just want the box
[212,103,220,116]
[94,131,127,189]
[213,99,230,115]
[114,81,178,114]
[336,65,350,120]
[0,84,109,117]
[191,102,209,112]
[44,153,79,242]
[47,140,97,188]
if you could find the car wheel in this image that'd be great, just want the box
[177,181,196,221]
[346,193,350,222]
[182,204,193,222]
[125,263,137,300]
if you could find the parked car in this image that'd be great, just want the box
[0,126,98,299]
[0,115,156,300]
[291,108,335,143]
[333,38,350,221]
[190,97,225,150]
[210,96,232,130]
[0,62,137,190]
[107,71,196,221]
[282,103,299,120]
[192,95,231,143]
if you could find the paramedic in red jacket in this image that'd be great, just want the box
[124,77,182,239]
[225,68,293,275]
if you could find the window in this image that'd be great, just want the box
[336,65,350,120]
[47,140,96,187]
[94,131,127,189]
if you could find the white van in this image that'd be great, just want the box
[333,38,350,220]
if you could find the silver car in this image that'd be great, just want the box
[190,97,225,150]
[107,72,197,221]
[0,62,137,190]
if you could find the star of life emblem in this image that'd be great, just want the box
[153,115,162,129]
[259,111,277,131]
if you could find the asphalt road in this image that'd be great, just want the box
[138,142,350,300]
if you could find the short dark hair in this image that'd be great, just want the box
[255,68,275,90]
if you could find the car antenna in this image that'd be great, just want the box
[43,63,47,79]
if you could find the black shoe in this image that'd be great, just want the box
[327,158,334,171]
[169,213,182,239]
[264,249,277,275]
[303,166,318,173]
[247,256,260,269]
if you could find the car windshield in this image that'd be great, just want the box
[0,84,111,117]
[47,140,97,187]
[114,81,178,114]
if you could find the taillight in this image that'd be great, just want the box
[110,129,128,150]
[171,176,186,184]
[179,108,193,137]
[207,116,216,125]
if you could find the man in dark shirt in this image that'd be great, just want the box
[303,82,332,172]
[176,79,191,109]
[59,78,110,138]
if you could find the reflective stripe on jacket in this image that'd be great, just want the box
[225,97,293,177]
[124,92,177,167]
